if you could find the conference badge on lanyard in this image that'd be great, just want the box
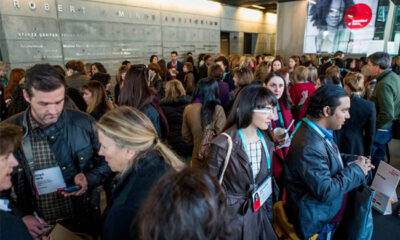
[34,166,66,196]
[252,176,272,212]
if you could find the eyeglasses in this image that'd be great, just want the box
[253,107,274,114]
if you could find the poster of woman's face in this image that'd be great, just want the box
[303,0,379,54]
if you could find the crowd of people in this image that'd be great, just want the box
[0,49,399,240]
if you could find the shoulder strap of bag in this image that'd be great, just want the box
[219,133,233,184]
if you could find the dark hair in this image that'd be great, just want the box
[191,78,220,129]
[91,62,107,73]
[345,58,354,69]
[148,63,161,74]
[334,51,345,58]
[122,60,131,66]
[203,54,212,62]
[0,122,22,155]
[158,59,168,80]
[198,54,206,66]
[65,60,85,73]
[24,64,66,98]
[91,72,111,87]
[306,85,349,119]
[215,56,229,72]
[318,75,336,86]
[186,56,195,66]
[119,64,154,110]
[265,72,292,109]
[171,51,178,56]
[52,65,66,76]
[334,58,345,68]
[138,167,230,240]
[186,52,192,56]
[368,52,391,70]
[184,62,194,72]
[309,0,354,29]
[224,85,277,131]
[208,64,224,81]
[150,55,158,63]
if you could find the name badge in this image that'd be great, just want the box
[34,166,66,195]
[0,199,10,212]
[252,177,272,212]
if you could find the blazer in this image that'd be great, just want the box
[334,94,376,156]
[207,126,278,240]
[284,122,366,239]
[102,151,171,240]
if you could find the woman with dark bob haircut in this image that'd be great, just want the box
[207,85,278,240]
[138,167,231,240]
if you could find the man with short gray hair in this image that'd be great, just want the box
[368,52,400,169]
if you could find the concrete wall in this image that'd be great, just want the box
[275,0,308,61]
[0,0,276,73]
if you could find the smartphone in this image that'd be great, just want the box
[62,185,82,193]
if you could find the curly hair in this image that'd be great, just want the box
[309,0,354,29]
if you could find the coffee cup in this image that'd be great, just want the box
[273,127,287,140]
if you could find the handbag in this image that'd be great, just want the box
[197,124,216,164]
[334,185,375,240]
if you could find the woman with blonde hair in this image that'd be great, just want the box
[98,106,184,240]
[81,80,114,120]
[335,72,376,157]
[160,80,192,159]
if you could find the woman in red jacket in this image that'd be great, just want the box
[264,72,294,188]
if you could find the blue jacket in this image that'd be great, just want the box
[284,122,366,239]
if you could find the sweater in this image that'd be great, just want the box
[371,70,400,128]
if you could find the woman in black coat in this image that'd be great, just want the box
[96,106,184,240]
[335,72,376,156]
[160,80,192,160]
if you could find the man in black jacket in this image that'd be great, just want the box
[284,85,373,240]
[1,64,110,238]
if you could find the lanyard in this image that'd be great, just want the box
[276,104,285,127]
[238,129,271,183]
[302,118,344,169]
[223,72,228,81]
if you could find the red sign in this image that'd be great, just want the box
[344,3,373,30]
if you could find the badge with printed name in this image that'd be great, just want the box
[252,177,272,212]
[34,166,66,195]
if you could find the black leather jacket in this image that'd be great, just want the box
[1,108,110,217]
[284,122,365,239]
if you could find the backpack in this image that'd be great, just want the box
[197,124,216,164]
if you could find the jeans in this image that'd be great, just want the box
[371,126,392,171]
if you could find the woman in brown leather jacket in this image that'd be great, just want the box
[207,85,278,240]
